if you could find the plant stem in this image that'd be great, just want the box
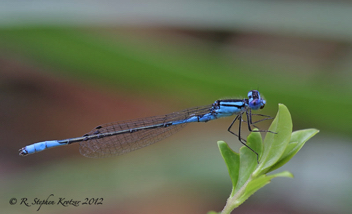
[221,179,251,214]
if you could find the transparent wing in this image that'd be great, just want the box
[79,104,213,158]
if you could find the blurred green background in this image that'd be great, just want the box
[1,1,352,214]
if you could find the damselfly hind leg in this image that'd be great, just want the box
[227,113,260,164]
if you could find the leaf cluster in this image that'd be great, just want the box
[209,104,319,214]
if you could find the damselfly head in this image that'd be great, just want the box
[248,90,266,110]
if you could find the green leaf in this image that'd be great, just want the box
[236,171,293,205]
[253,104,292,177]
[235,130,262,193]
[217,141,240,190]
[267,129,319,172]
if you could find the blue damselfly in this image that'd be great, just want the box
[19,90,273,162]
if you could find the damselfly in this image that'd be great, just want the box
[19,90,273,162]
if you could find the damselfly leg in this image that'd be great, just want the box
[228,109,275,163]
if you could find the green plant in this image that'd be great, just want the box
[208,104,319,214]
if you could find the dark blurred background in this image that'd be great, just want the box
[1,1,351,214]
